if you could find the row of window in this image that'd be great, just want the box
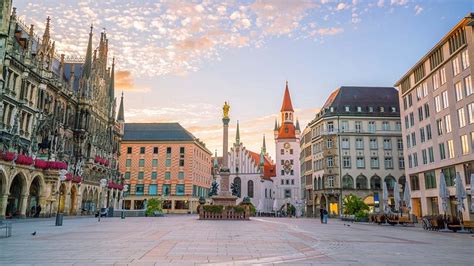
[316,156,404,170]
[318,120,402,135]
[410,166,461,191]
[124,171,186,180]
[408,133,473,168]
[280,179,295,185]
[132,184,185,196]
[313,175,401,190]
[341,137,402,150]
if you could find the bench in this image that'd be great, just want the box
[0,220,12,238]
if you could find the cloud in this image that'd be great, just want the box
[115,70,150,92]
[414,5,423,15]
[16,0,411,78]
[377,0,385,7]
[391,0,408,6]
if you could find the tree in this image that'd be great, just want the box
[343,194,369,217]
[208,180,219,197]
[145,198,162,216]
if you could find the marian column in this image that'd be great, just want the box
[212,102,237,205]
[220,101,231,196]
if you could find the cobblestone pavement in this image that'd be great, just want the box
[0,215,472,265]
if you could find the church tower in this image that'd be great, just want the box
[273,81,302,214]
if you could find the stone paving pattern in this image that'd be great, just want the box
[0,215,472,265]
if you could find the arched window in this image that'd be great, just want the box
[232,177,241,197]
[384,175,396,190]
[356,175,368,189]
[398,175,406,191]
[314,178,318,190]
[319,177,323,190]
[247,180,254,198]
[265,188,267,198]
[370,175,382,190]
[342,174,354,189]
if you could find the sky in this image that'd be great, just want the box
[14,0,473,159]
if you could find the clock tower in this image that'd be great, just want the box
[273,82,302,215]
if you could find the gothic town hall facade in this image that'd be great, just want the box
[0,3,125,219]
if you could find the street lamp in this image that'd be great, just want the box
[98,178,107,222]
[55,169,67,226]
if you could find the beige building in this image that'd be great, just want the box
[308,86,404,217]
[120,123,212,214]
[300,126,313,216]
[395,13,474,221]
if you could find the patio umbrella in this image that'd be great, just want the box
[382,181,389,214]
[393,181,401,213]
[257,199,264,212]
[403,180,412,213]
[439,172,449,215]
[455,172,466,214]
[471,174,474,212]
[272,199,278,212]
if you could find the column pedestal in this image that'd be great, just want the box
[212,170,237,206]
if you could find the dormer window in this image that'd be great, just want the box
[330,107,334,112]
[345,106,350,112]
[380,107,385,112]
[391,107,396,113]
[368,106,374,112]
[357,106,362,112]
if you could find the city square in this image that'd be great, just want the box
[1,0,474,265]
[1,216,473,265]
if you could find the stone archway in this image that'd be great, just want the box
[70,185,77,215]
[27,176,43,217]
[0,170,8,219]
[7,173,28,218]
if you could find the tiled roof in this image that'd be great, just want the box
[278,123,296,139]
[248,151,276,179]
[280,82,294,112]
[321,86,399,116]
[123,123,196,141]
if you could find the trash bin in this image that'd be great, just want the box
[55,213,64,226]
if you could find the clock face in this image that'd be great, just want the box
[284,142,291,149]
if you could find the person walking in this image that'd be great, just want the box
[319,208,324,223]
[323,208,328,224]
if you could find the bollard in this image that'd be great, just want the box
[121,211,125,219]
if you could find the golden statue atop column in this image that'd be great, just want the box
[223,101,230,119]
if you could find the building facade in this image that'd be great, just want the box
[120,123,212,214]
[214,122,276,212]
[273,82,303,215]
[308,86,404,217]
[395,13,474,221]
[300,126,313,216]
[0,4,124,219]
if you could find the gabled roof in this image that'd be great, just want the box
[123,123,196,141]
[280,82,294,112]
[248,151,276,179]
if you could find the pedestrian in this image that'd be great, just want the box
[323,208,328,224]
[319,208,324,223]
[35,205,42,218]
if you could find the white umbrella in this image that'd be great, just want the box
[393,181,401,212]
[439,172,449,215]
[455,172,466,214]
[471,174,474,212]
[403,180,412,213]
[272,199,278,212]
[382,181,389,214]
[257,199,264,212]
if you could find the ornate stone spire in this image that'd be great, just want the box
[109,57,115,101]
[274,119,278,131]
[296,118,300,131]
[262,134,266,154]
[82,25,93,79]
[117,91,125,122]
[213,149,218,169]
[235,120,240,144]
[42,16,51,46]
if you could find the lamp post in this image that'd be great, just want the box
[55,169,67,226]
[98,178,107,222]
